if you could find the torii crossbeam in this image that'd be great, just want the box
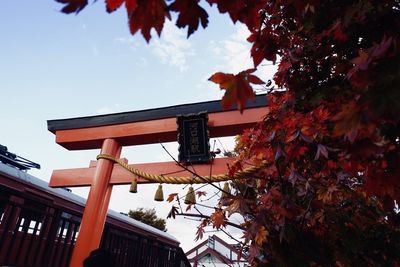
[47,95,268,267]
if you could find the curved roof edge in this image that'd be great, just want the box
[48,94,268,132]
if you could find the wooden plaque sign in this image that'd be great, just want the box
[177,112,210,163]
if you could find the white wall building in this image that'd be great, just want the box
[186,235,250,267]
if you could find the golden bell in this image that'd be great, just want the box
[184,186,196,205]
[129,178,137,193]
[221,182,231,198]
[154,184,164,201]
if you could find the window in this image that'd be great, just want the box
[0,202,5,224]
[18,217,42,235]
[17,201,46,235]
[207,236,215,249]
[57,212,81,240]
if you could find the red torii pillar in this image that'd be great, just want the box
[47,95,268,267]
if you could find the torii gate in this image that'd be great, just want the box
[47,95,268,267]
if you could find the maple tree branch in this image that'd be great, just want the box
[195,203,217,209]
[200,191,220,202]
[178,183,208,201]
[175,213,244,230]
[220,228,246,246]
[176,194,183,213]
[300,192,315,229]
[274,152,287,195]
[183,217,202,222]
[194,205,203,216]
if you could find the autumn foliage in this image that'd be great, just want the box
[56,0,400,266]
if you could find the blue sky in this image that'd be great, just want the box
[1,1,276,251]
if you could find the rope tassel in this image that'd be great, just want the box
[221,182,231,198]
[184,186,196,205]
[154,184,164,201]
[96,154,268,185]
[129,177,137,193]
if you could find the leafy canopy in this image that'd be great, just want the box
[56,0,400,266]
[128,208,166,232]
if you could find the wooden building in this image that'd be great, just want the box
[186,235,249,267]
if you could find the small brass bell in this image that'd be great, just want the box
[184,186,196,205]
[129,178,137,193]
[221,182,231,198]
[154,184,164,201]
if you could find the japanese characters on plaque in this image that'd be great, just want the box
[177,112,210,163]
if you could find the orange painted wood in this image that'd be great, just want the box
[55,107,268,150]
[49,157,237,188]
[69,139,121,267]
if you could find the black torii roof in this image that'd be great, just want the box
[47,94,268,132]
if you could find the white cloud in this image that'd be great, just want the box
[114,37,137,46]
[135,57,148,67]
[209,40,222,56]
[95,104,122,115]
[92,45,100,56]
[96,107,114,114]
[150,21,194,72]
[209,24,253,74]
[208,24,278,86]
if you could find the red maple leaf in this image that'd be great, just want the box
[207,0,263,30]
[370,35,393,59]
[169,0,208,37]
[125,0,138,15]
[206,0,246,23]
[56,0,88,14]
[325,21,348,42]
[167,206,179,219]
[106,0,125,12]
[195,224,205,241]
[315,144,329,160]
[208,69,263,112]
[196,191,207,198]
[127,0,171,42]
[166,193,178,203]
[248,28,278,67]
[333,101,363,141]
[289,146,308,159]
[351,50,370,71]
[210,210,226,229]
